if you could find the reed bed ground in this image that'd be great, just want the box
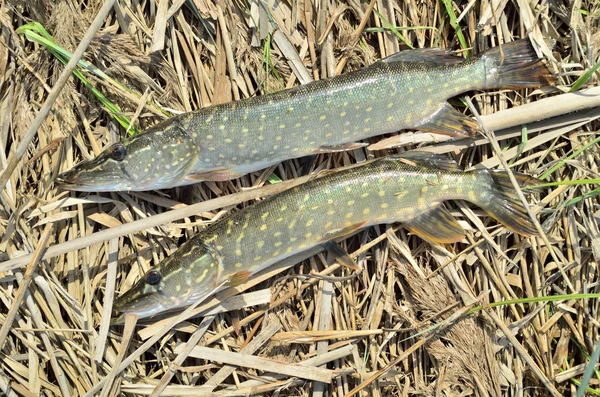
[0,0,599,396]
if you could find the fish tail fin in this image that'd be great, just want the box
[477,39,556,90]
[475,170,540,236]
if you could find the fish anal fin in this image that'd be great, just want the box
[397,151,463,171]
[418,103,480,137]
[403,206,465,244]
[381,48,464,65]
[316,142,369,153]
[185,169,245,182]
[321,241,360,271]
[319,221,368,242]
[227,270,252,287]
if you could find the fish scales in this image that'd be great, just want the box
[58,39,555,191]
[113,154,539,319]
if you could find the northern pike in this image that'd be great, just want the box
[113,152,539,319]
[58,39,554,191]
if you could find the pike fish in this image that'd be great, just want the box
[113,152,539,319]
[58,39,554,191]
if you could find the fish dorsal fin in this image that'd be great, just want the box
[380,48,464,65]
[403,206,465,244]
[397,151,463,171]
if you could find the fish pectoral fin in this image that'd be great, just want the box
[227,270,252,287]
[403,206,465,244]
[417,103,480,137]
[396,151,463,171]
[321,241,360,271]
[380,48,464,65]
[185,169,245,182]
[316,142,369,153]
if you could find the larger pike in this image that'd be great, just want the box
[113,153,539,319]
[58,39,554,191]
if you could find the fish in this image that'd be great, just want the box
[113,152,539,320]
[57,38,554,191]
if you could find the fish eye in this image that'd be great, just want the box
[110,144,127,161]
[144,269,162,285]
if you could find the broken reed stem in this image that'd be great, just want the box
[0,0,117,192]
[0,224,53,349]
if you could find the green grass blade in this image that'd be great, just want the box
[373,9,413,49]
[441,0,469,57]
[569,57,600,92]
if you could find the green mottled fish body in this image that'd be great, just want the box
[59,39,554,191]
[114,153,538,319]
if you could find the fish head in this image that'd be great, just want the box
[56,121,200,191]
[114,239,223,319]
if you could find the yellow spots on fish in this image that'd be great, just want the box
[363,208,370,215]
[252,149,259,155]
[366,107,372,112]
[405,114,412,123]
[219,125,226,130]
[421,186,429,194]
[343,130,350,134]
[280,204,288,211]
[427,87,433,92]
[292,148,299,152]
[175,285,181,292]
[225,138,232,143]
[346,186,352,193]
[235,249,242,256]
[274,242,283,247]
[276,217,284,223]
[226,219,234,234]
[378,190,386,197]
[408,100,414,105]
[387,102,394,108]
[286,246,293,253]
[238,143,246,148]
[408,87,414,93]
[287,107,294,113]
[261,114,266,119]
[258,135,264,140]
[455,87,461,93]
[234,262,243,268]
[320,115,327,121]
[426,99,433,106]
[325,221,332,229]
[259,126,264,131]
[260,224,267,231]
[395,191,408,199]
[272,250,281,257]
[254,256,262,261]
[468,191,477,201]
[205,234,218,243]
[273,145,279,150]
[417,198,427,208]
[257,240,265,248]
[295,123,302,127]
[279,124,286,129]
[207,134,213,139]
[327,209,335,216]
[305,232,312,239]
[325,133,332,137]
[303,193,310,202]
[219,154,225,159]
[345,212,354,218]
[387,116,394,122]
[304,129,312,135]
[361,192,369,198]
[381,203,389,209]
[306,219,314,227]
[290,237,298,242]
[340,111,346,117]
[347,200,355,206]
[274,231,282,238]
[364,128,371,132]
[217,245,223,251]
[242,219,249,229]
[288,219,297,229]
[195,269,209,283]
[236,233,245,243]
[456,187,463,194]
[443,82,449,88]
[261,211,269,220]
[364,118,371,123]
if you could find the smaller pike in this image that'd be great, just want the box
[58,39,554,191]
[113,152,539,320]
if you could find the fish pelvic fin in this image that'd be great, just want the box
[417,103,480,137]
[227,270,252,287]
[477,38,556,90]
[476,170,540,236]
[403,205,465,244]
